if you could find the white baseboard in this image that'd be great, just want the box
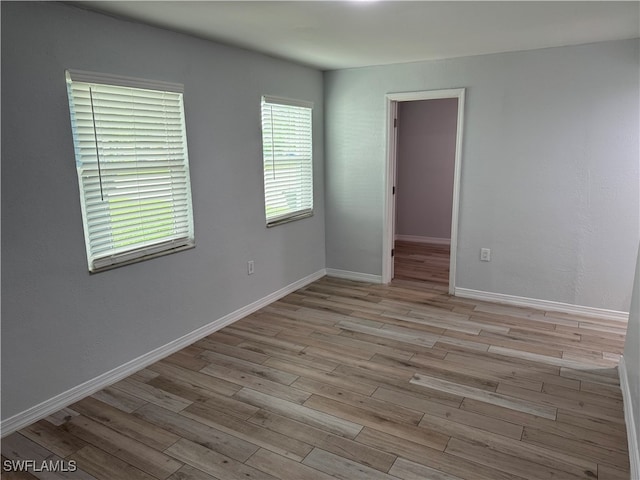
[0,269,326,437]
[325,268,383,284]
[395,234,451,246]
[619,356,640,480]
[454,287,629,321]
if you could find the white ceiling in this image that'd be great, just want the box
[78,1,640,70]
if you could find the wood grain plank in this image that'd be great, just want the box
[149,361,241,396]
[410,373,557,419]
[248,343,340,372]
[266,360,378,396]
[111,377,193,412]
[0,432,95,480]
[226,317,283,337]
[336,320,439,348]
[90,386,148,413]
[2,432,57,463]
[43,408,80,427]
[436,417,599,478]
[251,312,343,336]
[347,312,437,332]
[560,367,620,386]
[245,448,336,480]
[199,349,299,385]
[449,330,564,358]
[355,428,522,480]
[542,382,623,409]
[384,310,510,335]
[435,335,490,352]
[199,363,310,404]
[166,438,277,480]
[562,350,620,368]
[442,348,561,375]
[301,448,397,480]
[335,364,464,406]
[264,349,340,372]
[460,398,627,451]
[195,337,270,364]
[495,383,624,423]
[440,351,578,390]
[555,410,628,438]
[163,350,211,371]
[597,464,632,480]
[69,445,156,480]
[371,386,462,412]
[167,464,221,480]
[444,437,591,480]
[204,330,245,346]
[521,427,629,468]
[302,394,449,451]
[70,397,180,451]
[146,375,260,418]
[399,356,502,392]
[1,436,96,480]
[291,377,423,426]
[20,420,86,458]
[371,390,523,439]
[306,331,414,361]
[221,328,307,353]
[0,455,39,480]
[389,457,464,480]
[234,388,363,439]
[181,402,313,462]
[488,345,613,370]
[132,403,259,462]
[128,368,160,383]
[247,409,396,472]
[63,415,183,479]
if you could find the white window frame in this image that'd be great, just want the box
[261,96,314,227]
[65,70,195,272]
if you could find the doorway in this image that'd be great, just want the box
[382,89,465,294]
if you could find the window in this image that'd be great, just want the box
[65,70,195,272]
[261,96,313,227]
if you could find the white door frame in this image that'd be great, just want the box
[382,88,466,295]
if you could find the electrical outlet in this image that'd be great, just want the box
[247,260,255,275]
[480,248,491,262]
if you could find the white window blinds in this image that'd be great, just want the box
[66,70,195,272]
[261,96,313,227]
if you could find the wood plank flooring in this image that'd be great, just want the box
[394,241,450,285]
[2,276,630,480]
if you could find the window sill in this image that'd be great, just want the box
[89,243,195,274]
[266,210,313,228]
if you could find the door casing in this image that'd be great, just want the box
[382,88,466,294]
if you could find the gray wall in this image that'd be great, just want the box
[624,244,640,459]
[396,98,457,240]
[325,39,639,311]
[1,2,324,420]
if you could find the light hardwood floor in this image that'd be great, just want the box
[2,275,630,480]
[394,241,450,285]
